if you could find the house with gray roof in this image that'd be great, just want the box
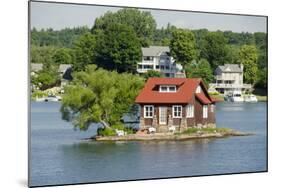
[209,64,252,94]
[137,46,184,78]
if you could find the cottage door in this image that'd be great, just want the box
[159,106,167,125]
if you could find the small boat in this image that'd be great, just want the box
[244,94,258,102]
[44,95,61,102]
[227,91,244,102]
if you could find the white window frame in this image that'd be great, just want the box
[186,104,194,118]
[144,105,154,118]
[196,85,201,93]
[203,105,208,118]
[172,105,182,118]
[159,85,177,92]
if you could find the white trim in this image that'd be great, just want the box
[186,104,194,118]
[203,105,208,118]
[159,85,177,92]
[144,105,154,118]
[210,104,215,112]
[196,85,201,93]
[159,106,167,125]
[172,105,182,118]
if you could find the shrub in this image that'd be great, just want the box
[111,123,125,130]
[97,127,116,136]
[97,123,134,136]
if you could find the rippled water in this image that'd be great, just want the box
[29,102,267,187]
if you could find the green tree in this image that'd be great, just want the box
[53,48,73,65]
[92,8,157,46]
[72,32,96,71]
[30,45,57,65]
[238,45,258,85]
[143,70,163,80]
[60,65,144,130]
[200,32,230,69]
[185,59,213,85]
[95,23,142,73]
[170,29,197,66]
[256,68,267,88]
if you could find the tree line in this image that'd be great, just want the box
[31,8,267,88]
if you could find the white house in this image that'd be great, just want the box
[209,64,252,95]
[136,46,184,78]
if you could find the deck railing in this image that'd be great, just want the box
[209,83,252,89]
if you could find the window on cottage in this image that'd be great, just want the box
[160,86,168,92]
[169,86,176,92]
[203,105,208,118]
[144,105,154,118]
[159,85,176,92]
[173,105,182,118]
[156,65,159,69]
[186,104,194,118]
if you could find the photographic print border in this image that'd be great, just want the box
[28,0,268,187]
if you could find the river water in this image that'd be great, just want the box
[29,102,267,187]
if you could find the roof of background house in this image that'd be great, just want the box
[58,64,72,73]
[31,63,43,72]
[217,64,243,73]
[141,46,170,57]
[135,78,214,104]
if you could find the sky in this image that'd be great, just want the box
[30,1,267,33]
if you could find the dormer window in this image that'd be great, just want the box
[159,85,177,92]
[196,85,201,93]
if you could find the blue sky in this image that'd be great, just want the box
[30,1,267,33]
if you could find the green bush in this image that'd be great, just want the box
[97,127,116,136]
[97,123,134,136]
[111,123,125,130]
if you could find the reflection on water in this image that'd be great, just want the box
[30,102,267,187]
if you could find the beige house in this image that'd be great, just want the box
[209,64,252,95]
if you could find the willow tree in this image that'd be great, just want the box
[60,65,144,130]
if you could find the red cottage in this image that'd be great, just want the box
[135,78,216,132]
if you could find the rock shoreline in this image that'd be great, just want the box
[88,131,253,142]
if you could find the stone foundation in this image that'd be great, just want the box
[139,116,216,133]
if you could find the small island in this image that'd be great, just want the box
[92,127,252,141]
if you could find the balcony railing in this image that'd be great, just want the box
[209,83,252,89]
